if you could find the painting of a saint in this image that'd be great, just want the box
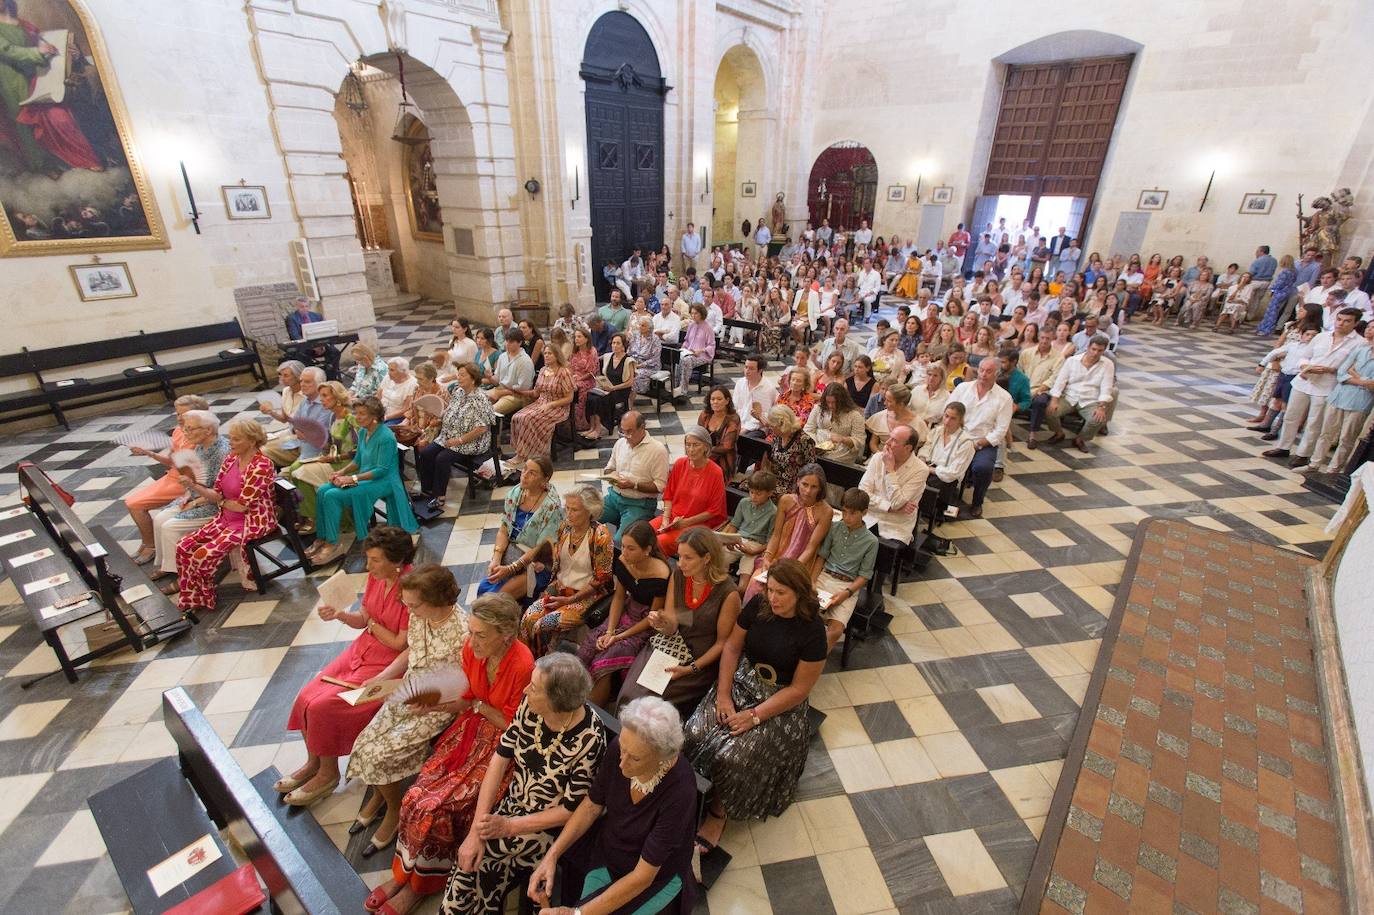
[0,0,164,256]
[403,117,442,241]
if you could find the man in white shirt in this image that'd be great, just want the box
[753,221,772,259]
[949,357,1014,518]
[680,223,702,273]
[816,219,833,247]
[857,258,883,322]
[600,411,670,542]
[732,355,778,433]
[1304,269,1340,308]
[1045,335,1116,451]
[703,287,724,337]
[486,328,536,416]
[652,295,682,343]
[1338,270,1373,322]
[1265,308,1363,468]
[859,424,929,543]
[852,219,873,253]
[620,252,645,297]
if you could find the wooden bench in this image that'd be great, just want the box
[245,478,321,584]
[2,319,268,429]
[2,464,191,687]
[91,687,367,914]
[717,318,763,364]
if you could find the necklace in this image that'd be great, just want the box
[630,759,672,796]
[533,708,580,760]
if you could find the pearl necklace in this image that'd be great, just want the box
[630,759,672,796]
[533,710,580,761]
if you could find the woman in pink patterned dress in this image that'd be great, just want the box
[509,344,574,466]
[567,328,600,435]
[174,418,277,614]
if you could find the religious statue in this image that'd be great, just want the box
[769,192,787,235]
[1300,187,1354,265]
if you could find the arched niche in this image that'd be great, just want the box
[712,45,768,245]
[808,142,878,232]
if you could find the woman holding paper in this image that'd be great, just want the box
[286,380,357,532]
[173,418,277,614]
[683,558,827,850]
[476,456,563,601]
[147,410,229,586]
[307,397,419,564]
[277,526,414,806]
[345,566,471,858]
[617,528,741,714]
[367,591,533,911]
[122,394,209,564]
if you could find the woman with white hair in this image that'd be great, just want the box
[147,409,230,586]
[528,696,698,914]
[519,486,614,656]
[436,653,608,915]
[349,343,390,401]
[259,360,306,425]
[123,393,210,564]
[379,356,419,425]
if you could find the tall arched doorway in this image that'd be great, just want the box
[711,46,767,245]
[582,11,667,300]
[807,143,877,233]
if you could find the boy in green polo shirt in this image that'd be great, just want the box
[720,470,778,589]
[816,487,878,649]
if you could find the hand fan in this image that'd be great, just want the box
[414,394,445,418]
[257,389,283,412]
[170,450,208,484]
[113,430,174,452]
[394,665,469,707]
[287,413,330,450]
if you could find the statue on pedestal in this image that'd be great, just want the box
[1300,187,1354,265]
[770,192,787,236]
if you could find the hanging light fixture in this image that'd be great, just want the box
[390,52,425,145]
[341,65,368,115]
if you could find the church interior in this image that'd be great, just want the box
[1,1,1374,913]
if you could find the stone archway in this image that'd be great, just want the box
[245,5,524,335]
[711,45,768,246]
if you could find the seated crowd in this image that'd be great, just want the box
[112,222,1372,914]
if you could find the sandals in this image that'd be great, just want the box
[132,546,156,565]
[283,778,337,807]
[364,886,391,912]
[273,772,311,793]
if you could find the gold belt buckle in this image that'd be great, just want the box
[754,662,778,686]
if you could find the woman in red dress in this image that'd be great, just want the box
[650,426,727,557]
[274,526,415,806]
[368,592,535,914]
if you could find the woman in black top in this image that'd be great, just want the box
[520,320,546,373]
[846,355,876,409]
[593,333,635,432]
[683,558,826,850]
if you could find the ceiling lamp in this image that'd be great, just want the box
[341,65,368,115]
[390,52,425,145]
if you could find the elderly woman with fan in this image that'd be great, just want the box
[122,394,211,565]
[286,380,358,534]
[173,418,278,613]
[147,410,229,589]
[307,396,419,565]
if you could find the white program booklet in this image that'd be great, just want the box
[634,648,678,696]
[146,833,222,897]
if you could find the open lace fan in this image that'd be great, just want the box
[170,450,208,485]
[113,430,174,452]
[287,413,330,450]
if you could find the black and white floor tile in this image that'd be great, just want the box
[0,302,1338,914]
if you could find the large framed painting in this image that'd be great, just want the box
[402,117,442,242]
[0,0,166,257]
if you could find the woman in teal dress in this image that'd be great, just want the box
[307,397,418,564]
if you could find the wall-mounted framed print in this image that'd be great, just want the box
[740,181,757,198]
[1137,189,1167,210]
[222,185,271,220]
[1239,192,1276,215]
[931,186,954,205]
[70,261,136,301]
[886,185,906,203]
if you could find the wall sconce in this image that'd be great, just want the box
[179,160,202,234]
[1199,170,1215,212]
[570,165,580,210]
[701,167,711,202]
[524,178,541,200]
[914,174,922,203]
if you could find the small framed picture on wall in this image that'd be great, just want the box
[931,186,954,205]
[886,185,906,203]
[740,181,757,198]
[1238,192,1276,215]
[1137,189,1168,210]
[222,185,272,220]
[70,261,137,301]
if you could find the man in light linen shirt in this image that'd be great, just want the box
[600,411,669,543]
[680,223,702,273]
[814,319,864,374]
[1264,308,1364,468]
[1044,335,1116,452]
[859,424,929,543]
[852,219,874,253]
[857,258,884,323]
[949,357,1014,519]
[733,355,778,433]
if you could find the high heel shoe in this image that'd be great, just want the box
[361,823,398,858]
[283,778,337,807]
[349,805,381,835]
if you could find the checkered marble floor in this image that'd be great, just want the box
[0,301,1340,915]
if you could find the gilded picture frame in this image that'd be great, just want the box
[402,117,443,242]
[0,0,167,257]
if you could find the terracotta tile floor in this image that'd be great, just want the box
[1032,519,1345,915]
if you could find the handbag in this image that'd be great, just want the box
[18,461,75,507]
[648,630,694,665]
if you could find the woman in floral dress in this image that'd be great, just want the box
[568,329,600,434]
[510,345,573,465]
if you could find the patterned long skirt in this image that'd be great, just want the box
[576,598,651,682]
[521,586,599,657]
[175,515,250,612]
[1250,365,1279,407]
[683,659,811,820]
[438,821,551,915]
[392,712,503,895]
[511,398,570,458]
